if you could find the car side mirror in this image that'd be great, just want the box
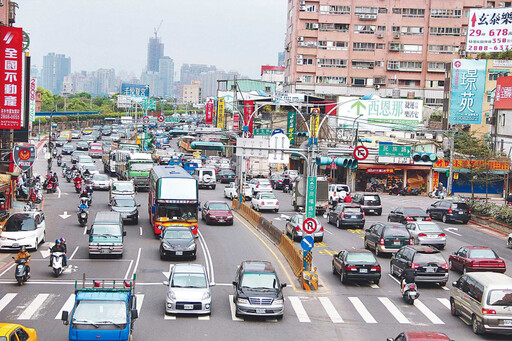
[285,218,290,222]
[232,281,237,286]
[453,252,457,255]
[281,283,287,288]
[452,281,458,288]
[386,338,394,341]
[86,229,91,235]
[364,228,370,232]
[163,280,169,286]
[61,311,69,325]
[123,231,127,236]
[137,204,141,207]
[131,309,138,319]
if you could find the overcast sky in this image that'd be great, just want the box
[16,0,287,79]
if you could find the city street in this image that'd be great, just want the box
[0,139,510,340]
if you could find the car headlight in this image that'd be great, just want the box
[202,291,211,300]
[162,243,171,250]
[168,290,176,300]
[0,237,7,241]
[186,243,196,250]
[273,299,284,305]
[237,298,249,304]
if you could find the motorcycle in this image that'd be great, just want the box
[57,158,62,167]
[283,184,290,193]
[65,169,73,183]
[402,282,420,305]
[52,148,58,158]
[16,184,29,200]
[46,180,58,194]
[74,181,82,193]
[23,201,35,211]
[388,185,400,195]
[78,209,88,227]
[51,252,65,277]
[13,257,29,286]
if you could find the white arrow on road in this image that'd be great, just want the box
[281,214,290,220]
[162,264,174,279]
[444,227,462,236]
[40,249,51,258]
[59,211,71,219]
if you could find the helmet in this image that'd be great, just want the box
[55,239,61,244]
[20,246,26,252]
[60,237,66,244]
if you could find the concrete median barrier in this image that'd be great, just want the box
[278,234,303,277]
[258,217,283,245]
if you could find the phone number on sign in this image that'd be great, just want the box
[467,44,512,51]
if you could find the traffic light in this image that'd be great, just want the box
[412,152,438,163]
[316,156,333,165]
[334,157,358,169]
[296,131,309,137]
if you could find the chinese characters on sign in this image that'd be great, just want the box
[467,8,512,53]
[216,97,225,129]
[287,111,296,144]
[244,101,254,137]
[0,27,23,130]
[310,109,320,138]
[205,99,214,125]
[494,76,512,109]
[434,159,510,171]
[120,83,149,98]
[449,59,487,125]
[378,145,412,157]
[29,78,37,131]
[367,168,395,174]
[233,113,240,132]
[305,176,317,218]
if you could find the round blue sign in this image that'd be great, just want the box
[272,128,285,136]
[300,235,315,251]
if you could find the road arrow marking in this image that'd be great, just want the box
[59,211,71,219]
[444,227,461,236]
[280,214,290,220]
[162,264,174,279]
[40,249,50,259]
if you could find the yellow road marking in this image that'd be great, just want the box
[319,249,337,256]
[315,241,327,247]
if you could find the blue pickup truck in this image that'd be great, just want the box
[61,275,138,341]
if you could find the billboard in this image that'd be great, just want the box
[233,113,240,132]
[467,8,512,53]
[0,27,23,130]
[337,97,422,130]
[205,99,214,125]
[287,111,296,144]
[216,97,225,129]
[29,78,37,129]
[495,76,512,109]
[120,83,149,98]
[117,95,131,109]
[449,59,487,125]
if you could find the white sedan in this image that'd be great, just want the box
[224,182,237,200]
[251,192,279,212]
[91,173,110,190]
[0,211,46,251]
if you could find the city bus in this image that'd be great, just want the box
[148,166,199,237]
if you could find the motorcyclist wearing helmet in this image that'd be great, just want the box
[401,268,416,294]
[60,238,68,266]
[80,188,89,200]
[78,197,89,211]
[15,246,31,278]
[50,239,67,267]
[82,168,91,179]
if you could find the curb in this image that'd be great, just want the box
[469,219,510,237]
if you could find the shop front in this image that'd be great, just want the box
[354,164,431,193]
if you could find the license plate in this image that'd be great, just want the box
[504,320,512,326]
[428,234,437,238]
[369,210,374,213]
[458,211,464,214]
[360,269,368,273]
[12,243,19,248]
[394,241,401,245]
[175,251,183,256]
[184,304,194,310]
[219,219,225,223]
[426,267,436,273]
[256,309,266,314]
[100,249,109,254]
[350,215,356,219]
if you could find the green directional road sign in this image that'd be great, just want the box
[165,116,179,123]
[254,128,272,136]
[142,98,156,110]
[379,144,412,157]
[305,176,317,218]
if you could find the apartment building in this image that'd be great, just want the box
[0,0,17,26]
[284,0,511,104]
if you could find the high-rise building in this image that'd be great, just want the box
[179,80,202,104]
[277,52,285,67]
[96,68,116,95]
[180,64,216,85]
[41,53,71,94]
[199,70,240,98]
[261,66,285,92]
[147,36,164,72]
[283,0,509,104]
[0,0,17,26]
[157,56,175,98]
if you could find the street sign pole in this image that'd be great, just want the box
[305,177,317,218]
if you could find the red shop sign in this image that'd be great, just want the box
[205,99,214,125]
[367,168,395,174]
[0,27,23,130]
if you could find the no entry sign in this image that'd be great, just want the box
[303,218,318,234]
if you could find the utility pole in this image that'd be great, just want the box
[447,130,455,196]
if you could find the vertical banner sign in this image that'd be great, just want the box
[310,108,320,137]
[29,78,37,131]
[212,99,217,127]
[244,100,254,137]
[287,111,296,144]
[305,176,317,218]
[217,97,225,129]
[205,99,213,125]
[494,76,512,109]
[233,113,240,132]
[0,27,23,130]
[449,59,487,125]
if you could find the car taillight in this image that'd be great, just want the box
[256,184,259,188]
[482,308,496,315]
[295,226,301,231]
[319,226,324,232]
[405,216,414,221]
[468,208,471,214]
[346,266,357,271]
[222,176,226,178]
[278,180,283,183]
[448,208,453,214]
[411,262,420,269]
[439,233,446,237]
[409,238,414,245]
[441,263,449,270]
[341,212,345,218]
[418,233,427,237]
[261,201,265,205]
[371,266,381,272]
[362,212,365,218]
[379,238,385,245]
[424,217,431,221]
[276,201,279,205]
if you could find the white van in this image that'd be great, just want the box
[329,184,351,204]
[194,168,216,189]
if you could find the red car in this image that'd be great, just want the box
[201,201,233,225]
[449,246,506,274]
[387,331,451,341]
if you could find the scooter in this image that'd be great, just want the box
[78,209,88,227]
[402,282,420,305]
[65,169,73,183]
[46,180,58,194]
[283,184,290,193]
[52,148,58,158]
[57,158,62,167]
[51,252,65,277]
[16,184,29,200]
[74,181,82,194]
[13,257,29,286]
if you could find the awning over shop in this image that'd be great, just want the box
[357,164,432,171]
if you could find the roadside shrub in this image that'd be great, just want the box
[467,200,497,217]
[494,205,512,225]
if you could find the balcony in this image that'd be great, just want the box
[9,1,18,24]
[358,13,378,21]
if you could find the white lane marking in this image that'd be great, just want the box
[162,264,174,279]
[0,263,15,278]
[348,297,377,323]
[441,286,450,291]
[55,294,75,319]
[414,300,444,324]
[82,225,88,235]
[124,260,134,280]
[444,227,462,236]
[131,248,141,278]
[437,298,451,309]
[164,313,176,320]
[319,297,343,323]
[57,187,62,198]
[289,296,311,323]
[378,297,410,324]
[0,293,17,313]
[69,246,79,260]
[198,231,215,285]
[323,228,333,235]
[229,295,243,321]
[370,284,379,289]
[198,315,210,320]
[387,273,401,284]
[214,283,233,286]
[139,227,142,236]
[18,294,50,320]
[135,294,144,314]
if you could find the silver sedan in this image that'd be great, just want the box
[405,221,446,249]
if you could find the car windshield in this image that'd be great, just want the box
[73,152,85,156]
[94,174,109,181]
[364,195,380,203]
[79,157,93,162]
[93,224,121,236]
[156,204,197,221]
[416,223,441,232]
[113,198,136,207]
[209,203,229,211]
[241,273,279,290]
[64,144,73,148]
[346,252,376,263]
[258,180,271,185]
[164,230,193,239]
[4,214,36,232]
[72,300,127,325]
[383,227,410,237]
[337,186,349,192]
[487,289,512,306]
[113,183,134,192]
[171,273,207,288]
[404,208,426,215]
[131,163,153,171]
[413,252,446,264]
[469,249,498,259]
[84,165,97,171]
[202,170,214,176]
[452,203,469,209]
[260,194,276,199]
[345,207,361,213]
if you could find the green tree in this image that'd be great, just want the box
[67,98,88,111]
[38,87,55,111]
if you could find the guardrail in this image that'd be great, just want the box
[258,216,283,246]
[238,202,261,227]
[278,234,303,277]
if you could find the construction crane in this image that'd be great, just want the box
[154,20,163,38]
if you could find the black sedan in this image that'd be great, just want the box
[269,174,285,190]
[327,203,365,229]
[159,226,197,260]
[426,200,470,224]
[61,143,75,155]
[217,170,235,183]
[388,207,431,225]
[76,141,89,151]
[71,151,86,164]
[55,137,68,147]
[332,249,381,284]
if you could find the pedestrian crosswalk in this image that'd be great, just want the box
[0,292,451,325]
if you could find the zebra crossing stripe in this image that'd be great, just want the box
[414,300,444,324]
[289,296,310,323]
[378,297,410,324]
[319,297,343,323]
[0,293,17,313]
[18,294,49,320]
[437,298,450,309]
[198,315,210,320]
[348,297,377,323]
[55,294,75,319]
[135,294,144,315]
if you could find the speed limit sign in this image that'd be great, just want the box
[158,115,165,123]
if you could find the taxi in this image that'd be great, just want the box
[0,323,37,340]
[82,127,94,135]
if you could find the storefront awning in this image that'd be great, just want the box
[358,164,432,171]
